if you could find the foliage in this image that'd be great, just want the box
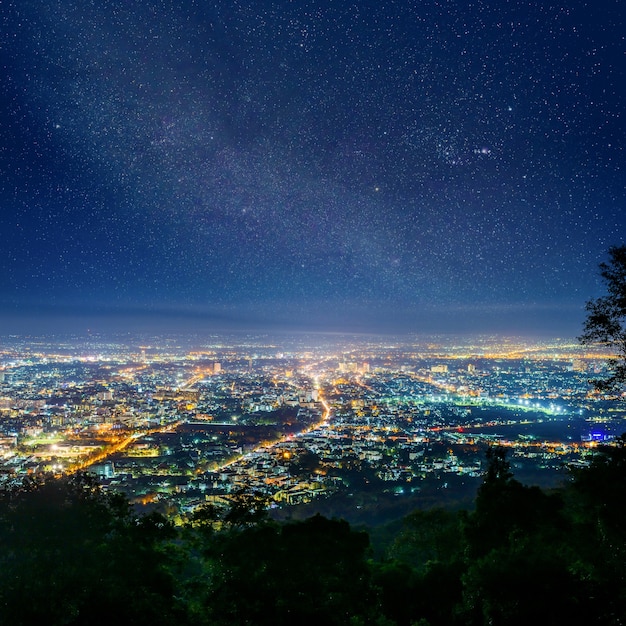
[187,482,270,531]
[467,446,565,558]
[0,473,185,626]
[580,245,626,390]
[387,508,465,574]
[461,540,592,626]
[566,434,626,621]
[3,445,626,625]
[186,514,375,626]
[288,450,322,477]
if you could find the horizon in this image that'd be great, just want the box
[0,326,587,349]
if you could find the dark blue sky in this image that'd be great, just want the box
[1,0,624,336]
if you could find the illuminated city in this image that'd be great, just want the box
[0,333,620,523]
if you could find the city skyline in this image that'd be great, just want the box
[2,1,625,336]
[0,331,617,514]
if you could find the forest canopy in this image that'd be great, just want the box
[1,443,626,626]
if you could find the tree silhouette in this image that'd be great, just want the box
[194,514,374,626]
[567,433,626,620]
[187,483,270,532]
[0,473,185,626]
[580,245,626,390]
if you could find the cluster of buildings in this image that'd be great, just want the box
[0,334,623,519]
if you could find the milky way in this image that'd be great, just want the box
[1,1,624,334]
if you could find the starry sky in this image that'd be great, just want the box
[1,0,625,336]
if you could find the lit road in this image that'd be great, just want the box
[211,392,331,474]
[65,421,182,475]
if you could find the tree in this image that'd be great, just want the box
[579,245,626,390]
[0,473,186,626]
[568,434,626,593]
[288,450,321,477]
[187,483,270,532]
[196,514,375,626]
[466,447,566,558]
[460,449,594,625]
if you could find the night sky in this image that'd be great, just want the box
[1,1,625,336]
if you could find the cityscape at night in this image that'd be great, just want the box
[0,332,621,522]
[2,0,626,623]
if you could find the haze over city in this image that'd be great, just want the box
[1,1,625,335]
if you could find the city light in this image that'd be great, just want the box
[0,334,619,516]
